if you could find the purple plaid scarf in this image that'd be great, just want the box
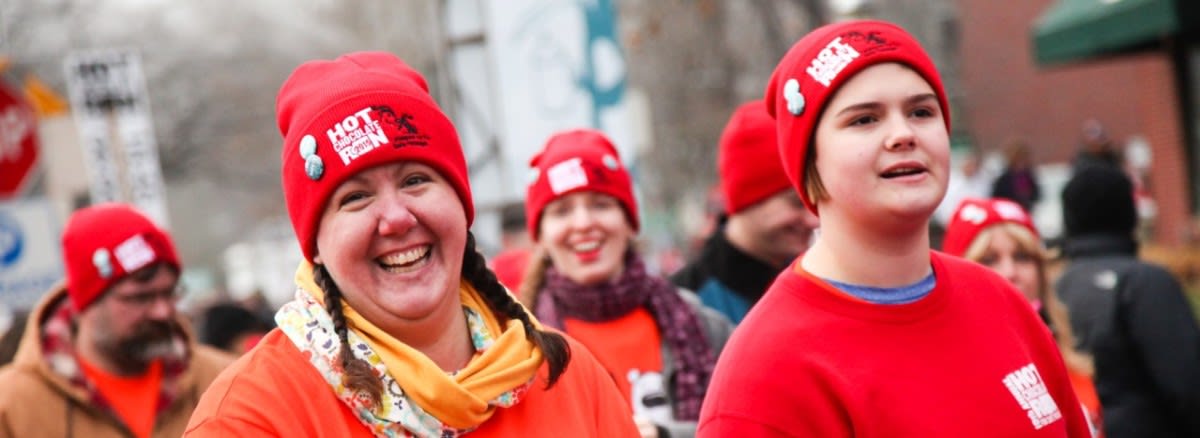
[535,251,714,420]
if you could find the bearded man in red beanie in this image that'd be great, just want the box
[670,100,819,324]
[0,203,233,438]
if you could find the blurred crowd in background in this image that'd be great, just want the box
[0,0,1198,371]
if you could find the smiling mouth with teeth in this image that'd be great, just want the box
[573,241,601,252]
[882,168,924,178]
[378,245,432,271]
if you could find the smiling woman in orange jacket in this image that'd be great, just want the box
[184,51,637,438]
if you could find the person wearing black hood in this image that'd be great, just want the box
[1056,164,1200,438]
[1072,119,1122,173]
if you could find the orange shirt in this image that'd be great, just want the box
[563,308,663,401]
[78,358,163,438]
[1068,367,1104,436]
[185,329,637,437]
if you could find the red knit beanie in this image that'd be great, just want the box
[61,203,181,312]
[718,100,793,215]
[764,19,951,214]
[942,198,1038,257]
[277,52,474,262]
[525,129,638,239]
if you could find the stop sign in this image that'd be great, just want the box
[0,80,38,199]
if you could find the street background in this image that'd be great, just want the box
[2,0,1199,315]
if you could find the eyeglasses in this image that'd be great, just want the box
[110,284,185,308]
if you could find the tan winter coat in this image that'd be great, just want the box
[0,283,234,438]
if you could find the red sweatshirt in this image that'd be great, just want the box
[185,330,638,437]
[698,252,1092,437]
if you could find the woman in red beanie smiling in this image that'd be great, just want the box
[519,128,733,438]
[943,198,1101,436]
[184,52,636,437]
[697,20,1090,437]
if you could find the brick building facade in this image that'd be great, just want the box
[957,0,1192,245]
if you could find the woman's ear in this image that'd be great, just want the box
[313,254,323,265]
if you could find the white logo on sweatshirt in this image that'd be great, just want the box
[1094,270,1118,290]
[1002,363,1062,429]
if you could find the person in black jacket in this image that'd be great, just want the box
[1056,165,1200,438]
[991,139,1041,213]
[670,100,818,324]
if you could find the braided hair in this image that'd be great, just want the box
[313,265,384,408]
[312,231,572,409]
[460,231,571,386]
[517,246,552,309]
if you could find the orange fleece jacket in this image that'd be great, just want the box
[184,329,638,437]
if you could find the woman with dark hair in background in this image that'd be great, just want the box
[197,303,272,355]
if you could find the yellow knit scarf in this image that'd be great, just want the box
[296,263,544,429]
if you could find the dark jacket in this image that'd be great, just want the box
[1072,148,1122,174]
[991,167,1041,212]
[670,229,783,324]
[1056,234,1200,438]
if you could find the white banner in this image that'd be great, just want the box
[72,117,121,204]
[479,0,636,202]
[63,49,169,228]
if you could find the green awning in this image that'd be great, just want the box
[1033,0,1180,66]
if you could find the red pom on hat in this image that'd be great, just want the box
[764,19,951,214]
[277,52,474,262]
[718,100,793,215]
[525,129,638,239]
[942,198,1038,257]
[61,203,180,312]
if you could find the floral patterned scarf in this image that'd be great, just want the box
[276,265,541,437]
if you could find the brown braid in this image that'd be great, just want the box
[462,232,571,387]
[313,264,384,409]
[517,246,552,309]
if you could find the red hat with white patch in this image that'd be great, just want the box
[764,19,951,214]
[61,203,181,312]
[525,129,638,239]
[942,197,1039,257]
[277,51,474,262]
[718,100,793,215]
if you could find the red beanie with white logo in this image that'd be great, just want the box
[942,197,1038,257]
[277,51,474,262]
[718,100,793,215]
[525,129,638,239]
[764,19,951,214]
[61,203,181,312]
